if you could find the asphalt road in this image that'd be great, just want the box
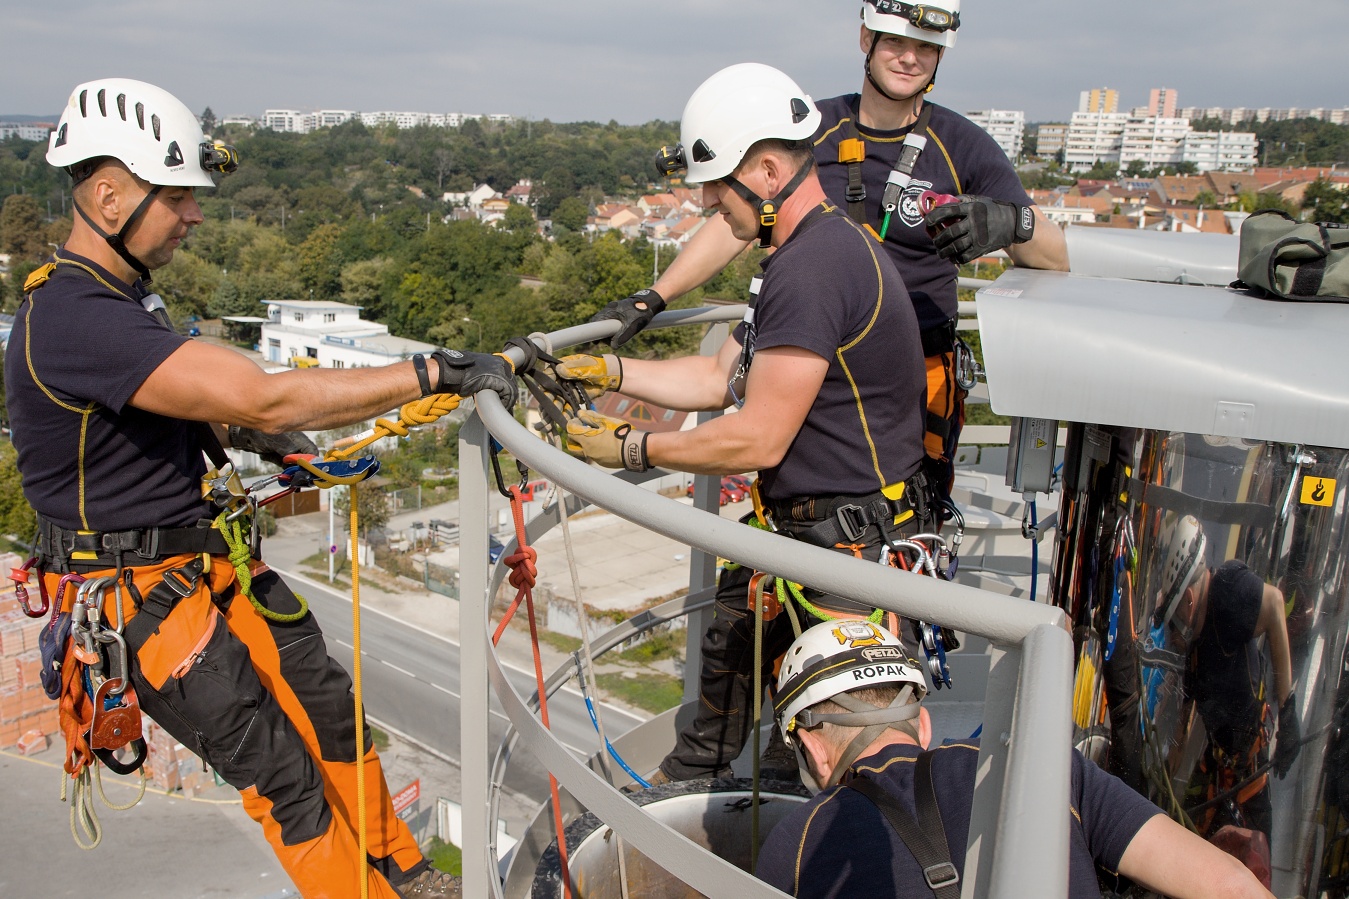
[275,567,646,806]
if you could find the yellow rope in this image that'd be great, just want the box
[351,485,369,899]
[327,392,466,462]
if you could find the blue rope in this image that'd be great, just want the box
[584,694,651,789]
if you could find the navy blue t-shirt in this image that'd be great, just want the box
[755,740,1162,897]
[732,202,926,502]
[812,97,1034,332]
[5,251,211,530]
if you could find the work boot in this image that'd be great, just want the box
[397,867,462,898]
[759,725,802,784]
[621,767,672,795]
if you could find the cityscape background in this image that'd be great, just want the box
[1,0,1346,126]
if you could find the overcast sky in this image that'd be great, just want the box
[2,0,1343,126]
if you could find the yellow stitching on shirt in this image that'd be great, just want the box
[926,127,962,194]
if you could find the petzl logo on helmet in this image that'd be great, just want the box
[164,141,184,169]
[861,646,904,662]
[54,123,68,148]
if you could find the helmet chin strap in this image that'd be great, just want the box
[71,185,162,284]
[865,32,941,108]
[721,157,816,248]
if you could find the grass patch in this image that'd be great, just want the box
[597,671,684,714]
[425,836,462,876]
[539,630,583,654]
[369,725,390,752]
[617,631,683,664]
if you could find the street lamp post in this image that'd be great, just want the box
[462,316,482,349]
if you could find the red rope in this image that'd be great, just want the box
[494,486,571,896]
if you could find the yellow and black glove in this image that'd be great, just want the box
[553,353,623,400]
[565,410,650,471]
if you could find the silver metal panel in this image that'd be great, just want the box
[978,269,1349,450]
[988,625,1074,899]
[1064,227,1239,286]
[459,417,498,899]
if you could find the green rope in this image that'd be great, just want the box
[774,577,882,625]
[214,512,308,623]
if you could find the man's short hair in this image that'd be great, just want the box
[805,682,906,746]
[736,138,814,176]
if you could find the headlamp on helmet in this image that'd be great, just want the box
[201,141,240,175]
[865,0,960,33]
[654,143,687,178]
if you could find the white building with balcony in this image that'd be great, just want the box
[258,300,437,369]
[1064,112,1129,170]
[1182,131,1258,173]
[966,110,1025,161]
[1119,116,1191,169]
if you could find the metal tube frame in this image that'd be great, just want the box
[460,305,1073,899]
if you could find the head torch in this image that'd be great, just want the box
[201,141,240,175]
[867,0,960,33]
[654,143,688,178]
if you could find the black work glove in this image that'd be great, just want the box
[589,288,666,349]
[1273,693,1302,778]
[228,426,319,467]
[431,348,518,408]
[924,195,1035,266]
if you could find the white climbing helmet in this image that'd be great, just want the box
[678,63,821,185]
[1156,514,1207,636]
[861,0,962,49]
[774,619,927,735]
[47,78,233,188]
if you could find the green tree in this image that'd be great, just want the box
[552,197,588,232]
[200,107,218,135]
[1302,178,1348,223]
[0,195,47,263]
[1193,190,1218,208]
[298,222,346,298]
[0,442,36,541]
[501,201,536,233]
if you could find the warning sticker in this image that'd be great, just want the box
[1301,477,1336,508]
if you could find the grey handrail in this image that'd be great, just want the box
[460,307,1074,899]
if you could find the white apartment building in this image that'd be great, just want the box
[1181,131,1258,173]
[966,109,1025,161]
[0,122,53,141]
[263,109,309,133]
[1178,106,1349,126]
[258,300,436,369]
[1064,111,1129,170]
[1120,116,1191,169]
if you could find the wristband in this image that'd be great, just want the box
[622,429,650,472]
[412,354,433,397]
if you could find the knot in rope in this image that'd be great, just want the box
[400,394,462,426]
[505,545,538,591]
[214,512,308,623]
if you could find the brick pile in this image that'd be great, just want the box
[0,551,59,750]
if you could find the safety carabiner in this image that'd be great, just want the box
[10,557,50,618]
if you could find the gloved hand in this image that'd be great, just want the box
[431,349,517,408]
[924,195,1035,265]
[1273,693,1302,778]
[554,353,623,400]
[564,410,650,471]
[228,426,319,467]
[589,288,666,349]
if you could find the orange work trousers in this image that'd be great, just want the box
[46,554,423,898]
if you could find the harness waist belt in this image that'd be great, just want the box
[768,476,929,549]
[39,516,229,572]
[920,319,958,359]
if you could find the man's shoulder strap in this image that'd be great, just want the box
[846,749,959,899]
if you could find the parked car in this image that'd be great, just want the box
[685,476,752,506]
[488,535,506,563]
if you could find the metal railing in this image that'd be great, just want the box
[457,305,1075,899]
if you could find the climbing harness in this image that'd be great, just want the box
[837,100,933,241]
